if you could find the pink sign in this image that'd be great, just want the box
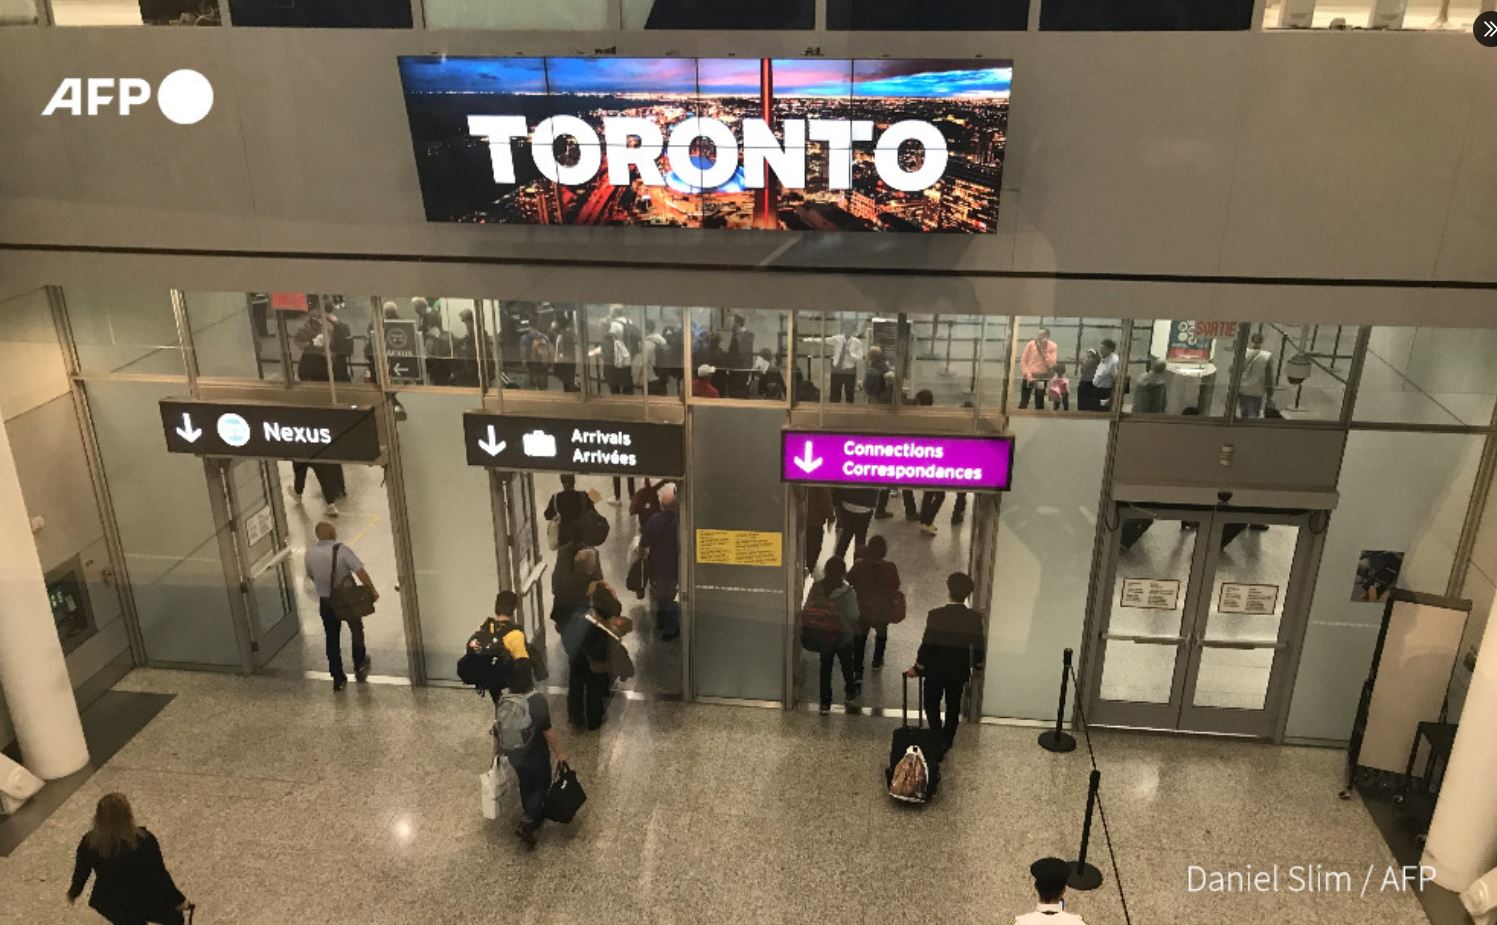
[781,431,1014,491]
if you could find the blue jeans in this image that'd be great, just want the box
[1237,394,1264,419]
[319,598,366,683]
[505,746,551,827]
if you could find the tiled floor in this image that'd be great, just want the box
[1,669,1423,925]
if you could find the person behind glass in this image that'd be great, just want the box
[691,363,721,399]
[450,307,480,387]
[848,534,901,676]
[363,301,399,378]
[552,544,602,664]
[304,521,378,692]
[68,793,191,925]
[288,333,349,516]
[1091,338,1120,410]
[812,557,861,715]
[805,486,835,574]
[497,659,565,851]
[906,571,985,750]
[661,324,686,394]
[640,320,669,395]
[1132,359,1169,414]
[421,307,455,386]
[820,320,864,403]
[518,317,553,391]
[832,486,879,560]
[1047,363,1071,411]
[544,474,595,547]
[792,368,822,404]
[1237,332,1274,419]
[640,482,681,641]
[1018,327,1058,410]
[550,315,579,392]
[863,345,894,404]
[703,332,731,396]
[898,390,946,534]
[594,328,633,395]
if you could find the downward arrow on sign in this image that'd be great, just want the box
[793,440,823,474]
[477,424,506,457]
[176,412,202,443]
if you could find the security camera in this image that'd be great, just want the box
[1217,491,1234,504]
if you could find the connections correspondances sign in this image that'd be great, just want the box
[463,413,685,477]
[158,400,381,462]
[781,430,1014,491]
[397,56,1010,233]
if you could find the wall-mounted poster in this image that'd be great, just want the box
[396,56,1010,233]
[1352,550,1405,603]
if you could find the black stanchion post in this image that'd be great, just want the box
[1069,768,1104,891]
[1037,648,1077,753]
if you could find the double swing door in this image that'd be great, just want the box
[490,470,549,659]
[206,457,300,671]
[1086,505,1321,739]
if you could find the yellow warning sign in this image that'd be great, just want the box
[695,529,783,567]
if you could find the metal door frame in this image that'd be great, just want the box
[489,470,547,643]
[204,457,298,673]
[783,484,808,710]
[964,490,1003,721]
[1084,503,1323,740]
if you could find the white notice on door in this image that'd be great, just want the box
[1119,578,1181,611]
[244,507,274,548]
[1218,582,1280,615]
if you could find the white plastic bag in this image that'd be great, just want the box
[479,756,509,820]
[0,753,44,815]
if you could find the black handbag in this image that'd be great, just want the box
[542,761,587,824]
[329,544,376,623]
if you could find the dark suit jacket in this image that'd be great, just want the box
[69,828,184,922]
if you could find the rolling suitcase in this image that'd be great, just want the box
[886,673,944,803]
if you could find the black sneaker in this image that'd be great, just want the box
[332,678,347,692]
[515,822,537,850]
[871,660,884,670]
[951,515,965,526]
[818,704,831,715]
[355,657,372,683]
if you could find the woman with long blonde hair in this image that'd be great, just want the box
[67,793,191,924]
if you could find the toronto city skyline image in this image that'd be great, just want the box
[397,56,1010,233]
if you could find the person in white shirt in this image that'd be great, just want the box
[807,321,865,403]
[303,522,379,692]
[1014,857,1089,924]
[1082,338,1120,411]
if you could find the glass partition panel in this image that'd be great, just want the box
[184,291,285,382]
[1354,326,1497,427]
[397,391,496,682]
[1262,0,1476,29]
[64,288,184,378]
[1012,316,1123,414]
[51,0,222,25]
[793,310,893,407]
[829,0,1029,28]
[376,296,481,391]
[1243,321,1352,422]
[425,0,611,27]
[903,313,1007,409]
[688,307,785,401]
[623,0,814,28]
[983,416,1110,720]
[86,378,240,666]
[1,0,38,24]
[584,303,646,399]
[644,305,688,399]
[1123,319,1234,418]
[480,300,575,395]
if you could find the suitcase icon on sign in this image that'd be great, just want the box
[522,430,558,458]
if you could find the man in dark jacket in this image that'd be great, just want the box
[640,483,681,640]
[907,571,985,750]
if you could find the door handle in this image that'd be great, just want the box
[1102,633,1187,646]
[1197,638,1287,651]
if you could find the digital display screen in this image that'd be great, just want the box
[397,56,1010,233]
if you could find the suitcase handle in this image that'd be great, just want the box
[902,671,924,729]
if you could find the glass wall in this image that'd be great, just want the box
[1012,316,1122,414]
[983,416,1111,719]
[63,288,183,377]
[688,306,785,401]
[50,0,221,25]
[1245,321,1352,422]
[828,0,1029,29]
[1264,0,1483,30]
[1122,319,1235,418]
[1286,430,1484,741]
[1355,325,1497,427]
[426,0,611,28]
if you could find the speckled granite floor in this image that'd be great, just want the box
[1,669,1424,925]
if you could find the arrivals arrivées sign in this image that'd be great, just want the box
[463,413,684,476]
[158,400,381,462]
[397,56,1010,233]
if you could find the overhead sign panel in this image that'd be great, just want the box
[781,430,1013,491]
[158,400,380,462]
[397,56,1010,233]
[463,413,685,476]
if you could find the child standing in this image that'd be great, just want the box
[1047,364,1071,411]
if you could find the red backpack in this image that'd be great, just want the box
[800,586,850,654]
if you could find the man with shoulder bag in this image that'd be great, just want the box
[303,521,379,692]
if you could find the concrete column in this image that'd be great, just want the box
[1424,597,1497,890]
[0,396,89,779]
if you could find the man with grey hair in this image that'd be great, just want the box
[640,481,681,640]
[303,521,379,691]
